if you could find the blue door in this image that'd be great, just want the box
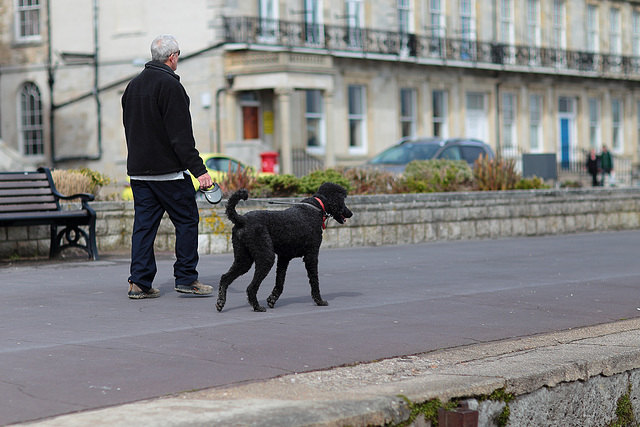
[560,118,570,169]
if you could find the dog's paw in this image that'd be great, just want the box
[216,300,225,312]
[266,295,277,308]
[314,299,328,306]
[253,305,267,312]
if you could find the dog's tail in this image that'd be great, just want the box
[225,189,249,227]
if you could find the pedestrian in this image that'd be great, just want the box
[600,145,614,186]
[122,34,214,299]
[586,148,599,187]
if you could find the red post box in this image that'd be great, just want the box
[260,151,279,173]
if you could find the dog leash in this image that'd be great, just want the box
[267,199,331,229]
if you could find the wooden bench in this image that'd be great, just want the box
[0,167,98,260]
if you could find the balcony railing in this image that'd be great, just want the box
[224,16,640,80]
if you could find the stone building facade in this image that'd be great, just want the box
[1,0,640,184]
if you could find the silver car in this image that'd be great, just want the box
[365,137,495,173]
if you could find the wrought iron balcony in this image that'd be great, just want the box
[223,16,640,80]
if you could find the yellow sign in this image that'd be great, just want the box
[263,111,274,135]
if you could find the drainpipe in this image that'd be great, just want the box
[496,78,501,156]
[47,0,55,164]
[215,74,235,153]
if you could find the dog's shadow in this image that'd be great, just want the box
[216,290,362,312]
[267,291,361,308]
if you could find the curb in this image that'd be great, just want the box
[16,318,640,427]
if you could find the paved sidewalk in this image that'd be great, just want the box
[16,319,640,426]
[3,231,640,426]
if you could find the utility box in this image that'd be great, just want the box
[523,153,557,181]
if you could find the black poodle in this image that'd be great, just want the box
[216,182,353,312]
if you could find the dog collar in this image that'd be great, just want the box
[314,197,328,229]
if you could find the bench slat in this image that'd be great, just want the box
[0,172,48,182]
[0,181,51,190]
[0,209,88,220]
[0,195,57,205]
[0,188,54,196]
[0,203,59,213]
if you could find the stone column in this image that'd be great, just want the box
[422,80,432,137]
[324,90,336,167]
[276,88,293,175]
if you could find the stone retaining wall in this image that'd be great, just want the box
[2,187,640,259]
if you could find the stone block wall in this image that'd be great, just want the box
[2,187,640,259]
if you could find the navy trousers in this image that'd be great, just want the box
[129,175,200,291]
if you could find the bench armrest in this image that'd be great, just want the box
[53,190,96,202]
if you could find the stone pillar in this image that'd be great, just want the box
[422,80,432,137]
[324,90,335,167]
[602,90,612,150]
[276,88,293,174]
[519,85,529,151]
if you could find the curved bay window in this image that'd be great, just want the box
[19,82,44,157]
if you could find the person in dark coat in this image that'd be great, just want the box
[122,34,214,299]
[586,149,600,187]
[600,145,614,186]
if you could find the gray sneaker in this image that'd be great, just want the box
[175,279,213,295]
[128,282,160,299]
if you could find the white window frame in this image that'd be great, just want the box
[258,0,279,43]
[429,0,446,37]
[15,0,41,43]
[19,82,44,157]
[526,0,541,46]
[305,90,325,154]
[348,85,367,154]
[610,7,621,55]
[304,0,324,46]
[633,11,640,57]
[465,92,489,143]
[502,93,517,155]
[398,0,413,34]
[433,90,448,138]
[459,0,476,42]
[612,98,623,153]
[588,98,600,149]
[400,88,417,138]
[552,0,566,50]
[587,4,599,53]
[529,94,543,153]
[500,0,514,45]
[346,0,364,48]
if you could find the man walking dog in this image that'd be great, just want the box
[122,34,214,299]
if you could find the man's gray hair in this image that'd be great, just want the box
[150,34,179,62]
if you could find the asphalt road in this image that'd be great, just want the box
[2,231,640,425]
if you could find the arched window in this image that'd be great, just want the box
[19,82,44,156]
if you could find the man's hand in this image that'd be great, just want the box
[196,172,214,191]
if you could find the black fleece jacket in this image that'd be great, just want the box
[122,61,207,178]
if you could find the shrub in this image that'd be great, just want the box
[560,180,582,188]
[473,155,520,191]
[218,164,257,196]
[76,167,112,195]
[515,176,550,190]
[298,168,352,195]
[255,174,300,197]
[403,159,475,193]
[51,169,92,198]
[341,167,409,195]
[51,168,112,200]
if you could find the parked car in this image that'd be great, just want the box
[365,137,495,174]
[121,153,260,200]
